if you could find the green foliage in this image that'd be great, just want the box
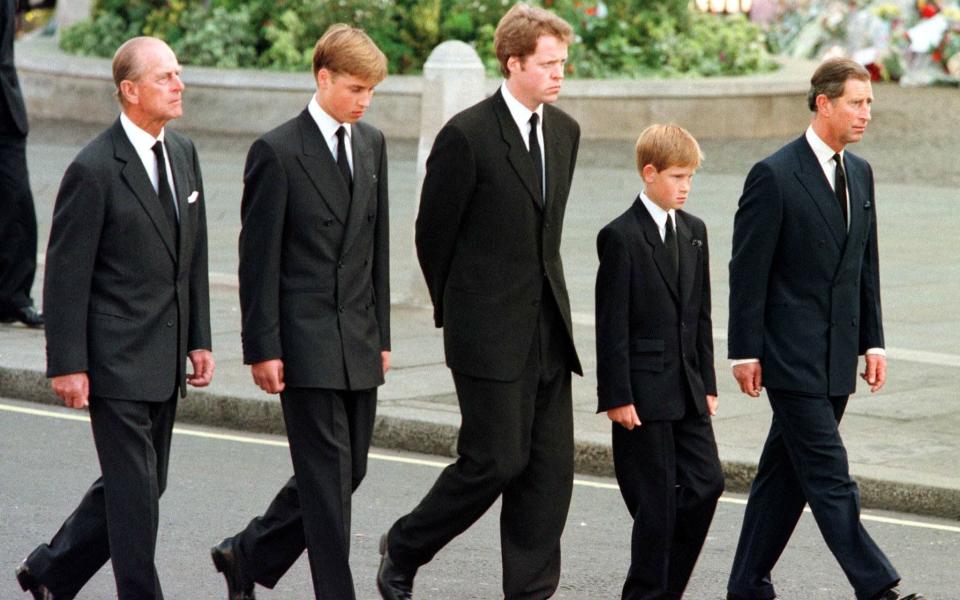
[59,0,776,78]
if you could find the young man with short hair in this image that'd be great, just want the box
[211,24,390,600]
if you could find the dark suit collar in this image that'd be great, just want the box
[340,122,376,258]
[631,196,679,301]
[792,135,847,248]
[491,90,542,210]
[296,109,352,224]
[110,117,177,261]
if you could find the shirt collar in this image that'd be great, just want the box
[639,191,674,232]
[308,94,351,142]
[501,81,543,133]
[120,111,164,150]
[805,125,842,167]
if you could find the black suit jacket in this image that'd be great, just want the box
[415,90,581,382]
[0,0,28,137]
[595,200,716,420]
[728,135,883,395]
[44,118,212,400]
[238,110,390,391]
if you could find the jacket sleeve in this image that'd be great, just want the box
[697,225,718,396]
[43,160,106,377]
[728,160,783,360]
[414,124,477,327]
[238,139,287,364]
[595,226,633,412]
[187,139,212,352]
[858,163,884,353]
[373,130,391,351]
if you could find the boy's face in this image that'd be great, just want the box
[642,164,695,212]
[315,69,377,124]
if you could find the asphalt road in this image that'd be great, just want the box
[2,398,957,600]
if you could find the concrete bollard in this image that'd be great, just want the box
[54,0,93,35]
[407,41,486,306]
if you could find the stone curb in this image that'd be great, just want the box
[4,365,958,521]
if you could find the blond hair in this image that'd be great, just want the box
[494,3,573,78]
[635,124,703,173]
[312,24,388,83]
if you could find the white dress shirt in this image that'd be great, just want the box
[501,82,545,198]
[120,112,178,219]
[638,191,675,242]
[308,95,353,174]
[805,125,849,232]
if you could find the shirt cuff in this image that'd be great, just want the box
[730,358,760,367]
[865,347,886,357]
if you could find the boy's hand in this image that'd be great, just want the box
[706,394,718,416]
[607,404,642,430]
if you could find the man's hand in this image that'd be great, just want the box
[381,350,391,376]
[733,363,763,397]
[861,354,887,393]
[187,350,215,387]
[706,394,719,416]
[51,372,89,409]
[607,404,642,430]
[251,359,285,394]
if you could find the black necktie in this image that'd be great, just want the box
[336,126,352,194]
[664,212,679,283]
[832,153,848,227]
[528,113,544,206]
[151,141,178,240]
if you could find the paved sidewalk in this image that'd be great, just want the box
[3,105,958,519]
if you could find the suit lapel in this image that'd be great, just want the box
[543,106,570,213]
[632,199,679,302]
[295,110,351,224]
[340,124,375,258]
[492,91,542,210]
[167,135,192,265]
[835,155,869,275]
[792,136,846,249]
[111,120,177,261]
[676,214,698,307]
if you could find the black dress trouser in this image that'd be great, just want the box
[0,134,38,313]
[612,392,723,600]
[25,395,178,600]
[232,387,377,600]
[727,389,899,600]
[387,293,575,600]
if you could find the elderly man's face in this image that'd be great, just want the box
[126,41,184,126]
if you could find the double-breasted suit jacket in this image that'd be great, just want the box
[415,89,581,381]
[44,118,211,400]
[595,200,716,420]
[728,135,882,394]
[238,109,390,390]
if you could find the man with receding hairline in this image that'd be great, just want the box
[14,36,212,600]
[378,4,580,599]
[725,58,922,600]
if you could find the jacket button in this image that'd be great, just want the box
[544,222,551,230]
[532,299,540,307]
[338,305,345,313]
[338,261,344,269]
[680,321,686,329]
[166,320,174,327]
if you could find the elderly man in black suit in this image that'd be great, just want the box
[15,37,213,600]
[209,24,390,600]
[0,0,43,327]
[725,58,922,600]
[377,4,580,599]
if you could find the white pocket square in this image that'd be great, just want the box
[187,191,199,204]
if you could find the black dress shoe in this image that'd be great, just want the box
[15,562,54,600]
[377,533,415,600]
[1,306,44,328]
[874,589,925,600]
[211,538,256,600]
